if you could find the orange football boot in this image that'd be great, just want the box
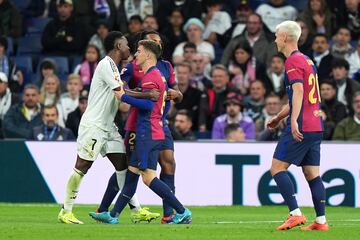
[276,214,307,230]
[301,221,329,231]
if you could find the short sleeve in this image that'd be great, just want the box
[285,58,303,85]
[103,58,121,89]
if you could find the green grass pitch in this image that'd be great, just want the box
[0,204,359,240]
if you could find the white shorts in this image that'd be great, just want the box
[77,124,126,161]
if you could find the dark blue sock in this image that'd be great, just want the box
[273,171,299,212]
[98,172,119,212]
[149,177,185,214]
[110,171,139,217]
[308,176,326,216]
[160,173,175,217]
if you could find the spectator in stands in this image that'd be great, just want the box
[212,91,255,140]
[311,33,334,83]
[202,0,232,44]
[298,0,333,37]
[255,0,297,33]
[34,59,56,89]
[3,84,42,139]
[345,37,360,81]
[335,0,360,40]
[242,80,266,121]
[41,0,87,56]
[0,72,18,138]
[183,42,197,63]
[117,0,159,33]
[172,109,196,140]
[0,0,22,38]
[221,13,276,67]
[88,19,110,58]
[228,2,253,40]
[0,36,24,93]
[227,41,268,95]
[173,0,202,22]
[331,27,355,59]
[190,52,212,91]
[224,123,246,142]
[199,64,238,132]
[320,79,347,140]
[296,19,313,57]
[266,54,285,98]
[65,89,88,137]
[161,8,187,55]
[40,74,61,106]
[31,104,74,140]
[258,117,286,141]
[57,74,83,127]
[255,94,281,139]
[142,15,159,31]
[333,91,360,140]
[125,15,143,53]
[174,62,202,130]
[73,44,100,90]
[331,58,360,112]
[172,18,215,64]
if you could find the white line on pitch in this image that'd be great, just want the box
[213,219,360,224]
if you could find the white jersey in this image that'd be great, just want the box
[80,56,122,131]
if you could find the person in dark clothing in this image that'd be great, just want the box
[65,90,88,137]
[3,84,42,139]
[310,33,334,83]
[0,0,22,38]
[320,79,347,140]
[41,0,88,56]
[31,104,75,141]
[199,64,239,132]
[174,62,202,130]
[171,109,196,140]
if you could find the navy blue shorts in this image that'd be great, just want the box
[129,139,162,171]
[273,130,323,166]
[159,126,174,151]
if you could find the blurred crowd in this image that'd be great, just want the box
[0,0,360,142]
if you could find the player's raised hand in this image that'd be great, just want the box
[149,88,160,101]
[267,116,280,129]
[291,120,304,142]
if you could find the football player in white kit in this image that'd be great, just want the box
[58,31,159,224]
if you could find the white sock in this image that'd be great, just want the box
[116,170,141,211]
[290,208,302,216]
[316,215,326,224]
[63,168,84,212]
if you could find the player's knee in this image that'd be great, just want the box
[302,169,319,181]
[75,156,93,174]
[141,173,155,186]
